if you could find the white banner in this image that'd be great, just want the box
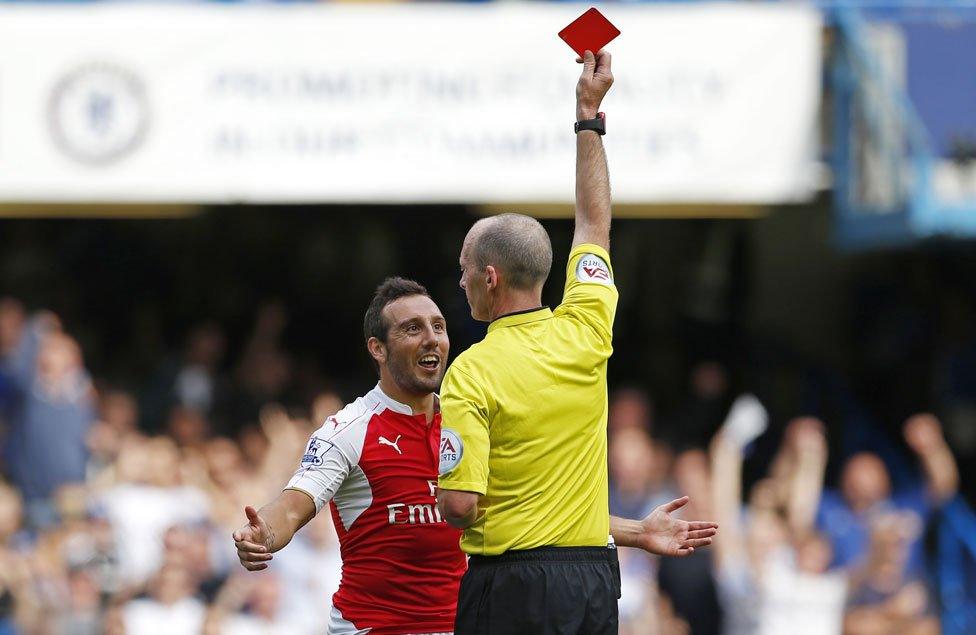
[0,4,821,204]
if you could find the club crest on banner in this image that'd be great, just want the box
[48,63,150,166]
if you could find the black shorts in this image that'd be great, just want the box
[454,545,621,635]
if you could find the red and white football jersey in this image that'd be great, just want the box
[287,385,465,635]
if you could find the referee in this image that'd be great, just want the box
[437,50,717,634]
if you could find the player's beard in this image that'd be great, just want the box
[388,350,444,396]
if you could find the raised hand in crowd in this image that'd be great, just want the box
[786,417,829,537]
[903,413,959,504]
[257,403,310,488]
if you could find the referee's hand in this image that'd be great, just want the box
[637,497,718,557]
[575,49,613,121]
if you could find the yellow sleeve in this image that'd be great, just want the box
[438,363,491,495]
[554,243,619,346]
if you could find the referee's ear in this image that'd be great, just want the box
[366,336,387,368]
[485,265,499,291]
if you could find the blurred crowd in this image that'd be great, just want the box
[0,295,967,634]
[608,369,961,635]
[0,298,343,634]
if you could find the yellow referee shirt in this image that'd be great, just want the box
[438,243,618,555]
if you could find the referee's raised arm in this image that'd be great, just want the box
[573,49,614,251]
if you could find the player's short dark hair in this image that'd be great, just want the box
[470,213,552,290]
[363,277,430,373]
[364,277,430,343]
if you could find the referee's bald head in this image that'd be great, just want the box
[465,214,553,290]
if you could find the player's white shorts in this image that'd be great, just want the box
[327,606,453,635]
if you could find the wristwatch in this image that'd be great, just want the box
[574,112,606,135]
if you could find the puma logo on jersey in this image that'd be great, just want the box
[378,435,402,454]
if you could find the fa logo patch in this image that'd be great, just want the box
[439,429,463,475]
[576,254,613,285]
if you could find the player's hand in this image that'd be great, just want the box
[576,49,613,121]
[233,506,274,571]
[903,413,944,456]
[635,497,718,557]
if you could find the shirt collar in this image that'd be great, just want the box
[366,383,440,417]
[488,306,553,333]
[366,383,413,415]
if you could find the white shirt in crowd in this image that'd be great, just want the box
[758,553,847,635]
[99,484,210,586]
[123,597,206,635]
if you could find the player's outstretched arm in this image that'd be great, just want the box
[610,497,718,557]
[572,49,614,252]
[232,490,316,571]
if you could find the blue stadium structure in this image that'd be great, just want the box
[826,5,976,631]
[828,3,976,249]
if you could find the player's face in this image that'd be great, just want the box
[381,295,450,395]
[459,237,490,322]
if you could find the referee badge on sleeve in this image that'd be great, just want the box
[576,254,613,285]
[439,429,464,475]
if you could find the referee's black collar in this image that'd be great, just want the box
[488,306,553,333]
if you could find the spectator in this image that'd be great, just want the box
[270,512,342,633]
[0,484,27,550]
[87,389,141,490]
[0,299,25,418]
[817,413,959,574]
[143,322,229,433]
[665,361,731,451]
[161,523,228,603]
[610,426,676,520]
[122,562,206,635]
[0,482,37,633]
[0,300,26,362]
[711,399,847,635]
[843,512,940,635]
[56,565,102,635]
[0,310,95,528]
[309,390,343,428]
[210,572,289,635]
[609,387,655,434]
[200,436,256,529]
[232,303,293,428]
[658,449,722,635]
[98,436,209,587]
[167,406,212,449]
[617,546,676,635]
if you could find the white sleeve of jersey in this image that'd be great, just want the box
[285,405,370,514]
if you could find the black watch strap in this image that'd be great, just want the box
[574,112,606,135]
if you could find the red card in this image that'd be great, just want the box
[558,8,620,58]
